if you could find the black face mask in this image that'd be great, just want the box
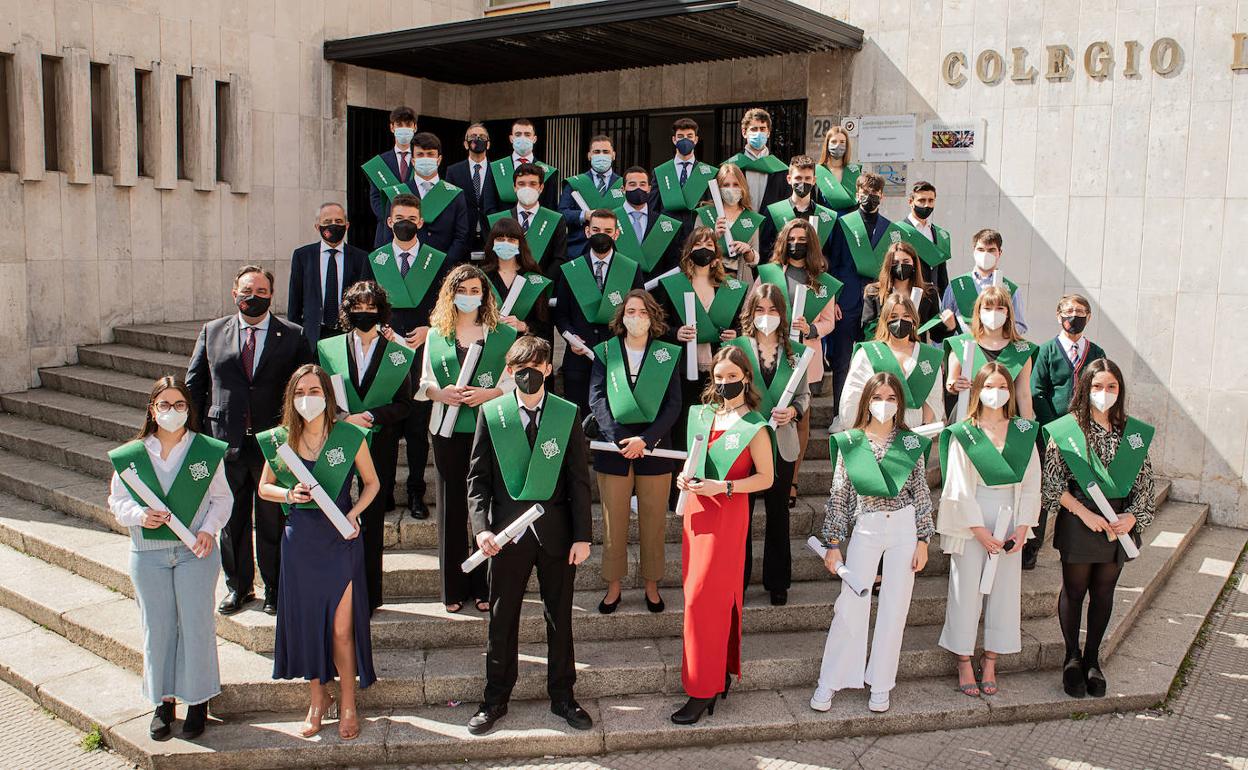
[674,137,696,156]
[320,223,347,244]
[587,232,614,255]
[913,205,934,220]
[858,194,881,213]
[348,310,380,331]
[391,218,419,241]
[786,242,808,261]
[791,182,813,198]
[891,262,915,281]
[514,367,545,395]
[467,138,488,154]
[624,188,648,206]
[887,318,914,339]
[690,247,716,267]
[714,381,745,401]
[237,293,270,318]
[1061,315,1088,335]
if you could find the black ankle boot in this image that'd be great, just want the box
[722,672,733,700]
[181,702,208,739]
[1062,655,1086,698]
[670,696,717,725]
[1084,657,1107,697]
[149,701,175,740]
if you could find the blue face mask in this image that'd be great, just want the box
[492,241,520,261]
[453,294,483,313]
[413,157,438,177]
[590,155,613,173]
[747,130,768,150]
[512,136,534,156]
[394,127,415,146]
[674,137,696,156]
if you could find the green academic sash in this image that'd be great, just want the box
[489,158,557,206]
[857,340,943,410]
[488,272,552,321]
[815,163,861,210]
[950,273,1020,323]
[686,404,767,482]
[593,337,680,424]
[1043,414,1154,499]
[654,159,718,211]
[839,210,904,279]
[695,205,765,255]
[317,335,415,413]
[416,180,463,224]
[487,207,562,261]
[368,243,447,309]
[361,154,414,202]
[895,220,952,268]
[108,433,228,541]
[766,200,839,247]
[566,173,625,210]
[658,272,748,343]
[612,206,682,273]
[727,337,795,416]
[754,262,843,323]
[426,324,518,433]
[256,421,368,511]
[560,254,639,325]
[939,417,1037,487]
[828,429,929,498]
[483,393,577,501]
[943,333,1038,381]
[723,151,788,174]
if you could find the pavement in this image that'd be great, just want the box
[8,550,1245,770]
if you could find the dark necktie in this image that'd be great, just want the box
[679,161,690,186]
[520,210,531,232]
[594,259,607,290]
[399,251,412,278]
[472,163,483,202]
[322,248,339,329]
[596,173,608,195]
[523,407,539,446]
[398,151,409,181]
[241,326,256,381]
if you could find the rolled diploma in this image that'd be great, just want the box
[436,341,483,438]
[707,179,735,247]
[909,287,923,309]
[992,270,1003,288]
[118,467,198,550]
[978,505,1014,595]
[590,441,688,460]
[767,347,815,428]
[274,443,355,539]
[643,266,680,292]
[1086,482,1141,559]
[805,536,868,597]
[561,330,595,360]
[684,292,698,381]
[329,373,350,416]
[956,339,974,420]
[911,421,945,440]
[498,277,527,317]
[790,284,808,342]
[461,504,546,573]
[470,250,485,262]
[674,433,706,516]
[570,190,591,215]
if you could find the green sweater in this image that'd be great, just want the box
[1031,336,1106,429]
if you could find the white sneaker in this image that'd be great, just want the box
[868,690,890,712]
[809,685,834,712]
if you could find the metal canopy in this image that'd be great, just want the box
[323,0,863,85]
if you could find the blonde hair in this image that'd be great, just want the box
[873,294,920,343]
[967,361,1018,422]
[818,126,851,167]
[715,163,754,212]
[767,218,826,289]
[850,371,909,432]
[970,285,1023,342]
[429,264,499,338]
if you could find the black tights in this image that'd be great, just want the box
[1058,561,1123,666]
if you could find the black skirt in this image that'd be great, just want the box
[1052,484,1140,565]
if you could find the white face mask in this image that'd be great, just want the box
[869,399,898,424]
[720,187,743,206]
[515,187,541,207]
[979,387,1010,410]
[973,249,998,271]
[753,314,779,335]
[154,409,187,432]
[979,308,1007,331]
[294,395,326,421]
[1089,390,1118,413]
[621,315,650,337]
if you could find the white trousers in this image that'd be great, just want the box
[938,495,1023,656]
[816,507,917,695]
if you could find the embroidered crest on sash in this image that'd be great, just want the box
[660,220,674,233]
[889,230,902,244]
[727,278,742,290]
[903,435,921,451]
[699,164,714,176]
[389,351,407,366]
[918,360,934,376]
[848,164,861,172]
[326,447,346,467]
[724,434,740,450]
[188,461,210,481]
[740,219,755,230]
[654,348,672,363]
[819,211,833,222]
[1013,341,1030,352]
[477,372,495,388]
[541,438,561,459]
[528,274,543,284]
[1016,418,1033,432]
[1127,433,1144,450]
[815,286,828,298]
[374,252,389,266]
[608,291,623,306]
[610,189,625,201]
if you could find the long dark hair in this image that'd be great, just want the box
[768,218,827,289]
[481,218,541,275]
[1068,358,1127,434]
[279,364,338,449]
[700,345,761,411]
[134,376,201,439]
[850,371,909,432]
[738,283,797,360]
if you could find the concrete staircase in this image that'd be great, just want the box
[0,321,1242,770]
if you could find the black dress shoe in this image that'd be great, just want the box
[769,590,788,606]
[217,591,254,615]
[149,701,175,741]
[409,499,430,520]
[551,700,592,730]
[262,590,277,616]
[181,702,208,739]
[1062,655,1087,698]
[598,592,621,614]
[1021,544,1039,571]
[645,592,665,613]
[670,696,716,725]
[467,702,507,735]
[1085,661,1107,697]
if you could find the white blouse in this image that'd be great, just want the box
[936,436,1042,555]
[839,342,944,428]
[107,432,233,536]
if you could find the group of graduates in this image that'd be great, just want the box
[104,105,1156,743]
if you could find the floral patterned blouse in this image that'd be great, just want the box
[1041,419,1156,532]
[821,428,935,543]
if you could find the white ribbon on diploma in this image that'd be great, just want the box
[435,340,483,438]
[806,536,869,597]
[590,441,688,460]
[643,267,680,292]
[561,330,594,360]
[329,373,350,417]
[707,179,735,248]
[498,279,526,318]
[118,467,199,550]
[790,285,808,343]
[979,505,1014,594]
[461,504,545,573]
[274,444,356,539]
[674,433,707,516]
[909,287,923,309]
[957,339,974,420]
[684,292,699,381]
[570,191,591,215]
[911,421,945,440]
[768,347,815,428]
[1086,482,1141,560]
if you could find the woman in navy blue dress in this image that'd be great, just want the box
[258,364,380,740]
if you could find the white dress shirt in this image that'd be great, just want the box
[906,213,934,240]
[415,174,441,197]
[320,240,345,308]
[625,204,648,241]
[511,152,536,168]
[352,331,380,376]
[391,238,422,271]
[1058,331,1088,366]
[237,312,271,375]
[742,146,771,212]
[517,391,547,428]
[394,146,411,178]
[108,432,233,537]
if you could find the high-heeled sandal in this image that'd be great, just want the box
[338,707,360,740]
[474,599,491,613]
[300,696,335,738]
[978,653,999,696]
[955,656,980,696]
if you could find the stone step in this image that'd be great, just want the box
[78,343,191,382]
[0,388,147,443]
[113,322,204,358]
[38,364,154,409]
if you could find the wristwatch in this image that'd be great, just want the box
[725,480,734,498]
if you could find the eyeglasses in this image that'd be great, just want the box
[154,401,189,413]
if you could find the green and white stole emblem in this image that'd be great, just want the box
[654,159,717,211]
[766,200,839,247]
[723,151,787,174]
[894,220,952,268]
[483,393,577,501]
[368,243,448,309]
[108,433,228,541]
[361,154,414,201]
[560,254,639,324]
[592,337,680,423]
[256,422,367,512]
[611,206,682,273]
[754,262,843,322]
[828,429,929,498]
[566,173,625,210]
[1043,414,1154,499]
[426,325,519,433]
[487,207,562,261]
[857,341,942,410]
[727,338,795,416]
[415,180,463,224]
[695,205,765,255]
[949,273,1019,324]
[489,158,556,206]
[488,272,552,321]
[839,210,903,279]
[939,418,1036,486]
[686,404,767,482]
[943,333,1037,381]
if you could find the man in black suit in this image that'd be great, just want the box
[481,118,559,214]
[367,105,419,248]
[487,163,569,279]
[287,202,371,347]
[466,336,593,735]
[186,265,313,615]
[408,132,471,266]
[444,123,498,253]
[558,134,623,258]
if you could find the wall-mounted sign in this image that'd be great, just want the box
[921,119,986,162]
[939,36,1214,86]
[856,115,915,163]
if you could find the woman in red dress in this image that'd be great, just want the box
[673,346,775,724]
